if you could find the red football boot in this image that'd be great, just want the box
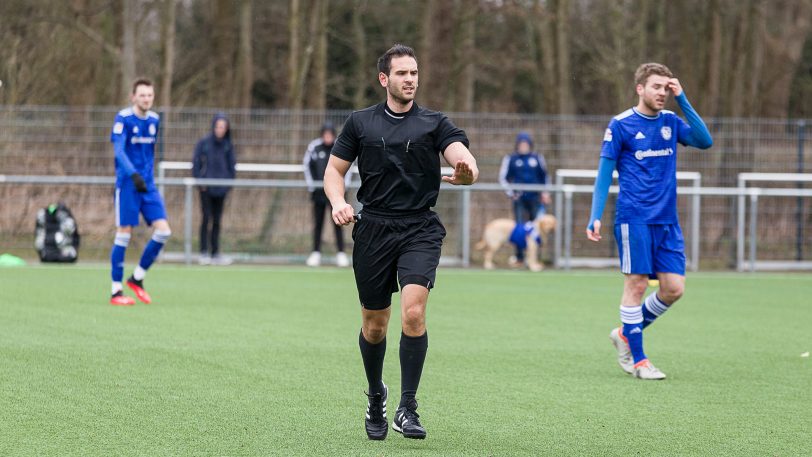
[110,292,136,306]
[126,276,152,304]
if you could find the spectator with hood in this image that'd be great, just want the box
[193,113,236,265]
[499,131,551,266]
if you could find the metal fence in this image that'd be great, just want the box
[0,105,810,269]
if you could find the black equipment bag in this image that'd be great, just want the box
[35,203,80,263]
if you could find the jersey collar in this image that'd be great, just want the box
[382,102,417,121]
[632,107,661,120]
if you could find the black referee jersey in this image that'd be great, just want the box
[331,102,469,212]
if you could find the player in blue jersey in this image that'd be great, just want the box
[586,63,712,379]
[109,79,171,306]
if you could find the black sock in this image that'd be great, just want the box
[399,331,428,408]
[359,330,386,395]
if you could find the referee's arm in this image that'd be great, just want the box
[324,155,355,226]
[442,142,479,185]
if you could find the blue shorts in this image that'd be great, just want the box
[115,187,167,227]
[613,223,685,277]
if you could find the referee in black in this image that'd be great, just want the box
[325,44,478,441]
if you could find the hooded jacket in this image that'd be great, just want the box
[499,131,548,200]
[192,113,237,197]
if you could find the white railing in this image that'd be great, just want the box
[2,174,812,271]
[157,160,454,195]
[737,173,812,271]
[553,169,702,271]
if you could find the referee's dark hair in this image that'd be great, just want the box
[377,44,417,76]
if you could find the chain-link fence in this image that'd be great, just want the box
[1,105,810,269]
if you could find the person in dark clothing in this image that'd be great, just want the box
[499,131,551,265]
[192,113,236,265]
[303,122,350,267]
[325,44,478,441]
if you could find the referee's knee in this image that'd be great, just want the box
[402,306,426,335]
[362,323,387,343]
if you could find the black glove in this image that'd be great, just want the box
[131,172,148,193]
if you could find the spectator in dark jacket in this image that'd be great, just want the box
[303,122,351,267]
[499,131,551,265]
[192,113,236,265]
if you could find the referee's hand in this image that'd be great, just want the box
[442,161,476,185]
[586,219,602,242]
[332,202,355,226]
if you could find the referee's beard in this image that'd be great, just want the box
[387,88,416,107]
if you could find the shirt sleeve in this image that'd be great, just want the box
[675,93,713,149]
[111,115,136,176]
[499,155,514,197]
[536,153,548,184]
[303,141,315,192]
[331,113,360,162]
[434,115,469,153]
[599,119,623,161]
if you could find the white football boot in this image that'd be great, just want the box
[609,327,634,374]
[336,252,350,267]
[633,360,667,380]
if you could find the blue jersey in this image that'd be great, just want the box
[499,152,548,200]
[600,108,692,224]
[110,107,160,189]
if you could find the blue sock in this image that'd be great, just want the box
[110,232,130,290]
[642,292,671,329]
[138,229,171,271]
[620,305,646,364]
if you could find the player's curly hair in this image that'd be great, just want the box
[377,44,417,76]
[634,63,673,87]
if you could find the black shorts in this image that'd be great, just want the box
[351,209,446,309]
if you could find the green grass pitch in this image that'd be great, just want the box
[1,265,810,456]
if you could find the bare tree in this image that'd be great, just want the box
[237,0,254,108]
[121,0,137,100]
[160,0,178,109]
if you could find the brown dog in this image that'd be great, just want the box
[475,214,557,272]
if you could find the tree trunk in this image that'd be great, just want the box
[311,0,329,110]
[419,0,437,107]
[454,0,476,112]
[160,0,177,109]
[212,0,236,107]
[555,0,575,114]
[351,0,368,108]
[120,0,136,100]
[237,0,254,108]
[727,1,751,118]
[289,0,321,110]
[758,0,812,117]
[534,0,557,113]
[703,0,722,117]
[745,1,765,115]
[287,0,301,107]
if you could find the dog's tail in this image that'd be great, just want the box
[474,239,487,250]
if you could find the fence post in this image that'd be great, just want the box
[797,120,806,261]
[554,174,564,268]
[563,185,574,271]
[749,190,759,272]
[184,179,193,265]
[158,162,166,197]
[737,175,746,271]
[461,188,471,268]
[691,176,701,271]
